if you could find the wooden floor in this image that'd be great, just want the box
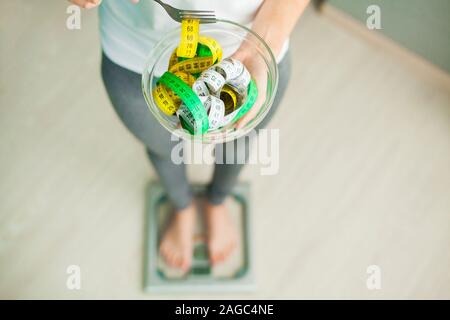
[0,1,449,299]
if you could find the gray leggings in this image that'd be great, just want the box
[101,52,291,209]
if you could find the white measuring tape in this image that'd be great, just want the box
[186,57,253,131]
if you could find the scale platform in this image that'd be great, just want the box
[144,181,254,293]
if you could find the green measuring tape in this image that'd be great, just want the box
[197,44,212,59]
[232,79,258,123]
[158,71,209,135]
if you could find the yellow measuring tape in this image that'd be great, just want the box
[169,56,214,74]
[168,50,179,70]
[152,84,179,116]
[220,85,238,114]
[169,21,222,74]
[176,19,199,58]
[152,71,196,115]
[198,36,222,63]
[154,18,223,119]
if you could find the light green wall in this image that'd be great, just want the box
[329,0,450,73]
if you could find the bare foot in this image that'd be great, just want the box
[159,204,196,272]
[205,202,238,265]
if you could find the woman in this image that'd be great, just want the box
[70,0,309,272]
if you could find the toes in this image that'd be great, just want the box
[180,255,192,272]
[217,251,226,263]
[172,253,182,268]
[209,240,238,265]
[182,248,192,270]
[160,246,179,268]
[160,244,170,262]
[220,244,232,262]
[160,242,193,271]
[208,245,219,265]
[209,245,225,265]
[224,242,235,259]
[229,238,237,252]
[167,251,177,267]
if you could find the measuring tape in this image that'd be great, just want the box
[157,71,209,134]
[152,19,258,135]
[220,85,238,114]
[152,84,180,116]
[173,71,195,87]
[170,20,221,74]
[169,56,214,74]
[152,71,196,115]
[198,36,222,63]
[228,79,258,124]
[203,95,225,130]
[176,19,199,58]
[197,68,226,94]
[190,57,257,130]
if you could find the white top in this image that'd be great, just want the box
[98,0,289,74]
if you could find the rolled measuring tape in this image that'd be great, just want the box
[197,69,226,94]
[203,95,225,130]
[189,57,257,131]
[221,79,258,126]
[152,71,195,115]
[152,18,257,135]
[220,85,237,114]
[156,71,209,134]
[198,36,222,63]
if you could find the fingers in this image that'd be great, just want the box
[84,1,100,9]
[69,0,101,9]
[234,111,253,129]
[230,42,253,62]
[230,50,248,63]
[234,93,265,129]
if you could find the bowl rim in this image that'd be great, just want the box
[141,18,279,144]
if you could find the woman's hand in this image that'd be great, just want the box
[69,0,102,9]
[230,0,310,129]
[231,47,267,130]
[69,0,139,9]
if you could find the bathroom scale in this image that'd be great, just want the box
[144,181,255,293]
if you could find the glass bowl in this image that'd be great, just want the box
[142,19,278,144]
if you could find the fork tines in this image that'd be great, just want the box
[179,10,216,23]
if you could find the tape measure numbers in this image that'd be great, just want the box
[198,36,222,63]
[152,71,196,116]
[169,56,214,74]
[158,71,209,135]
[176,19,199,58]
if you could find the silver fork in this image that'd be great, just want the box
[153,0,216,24]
